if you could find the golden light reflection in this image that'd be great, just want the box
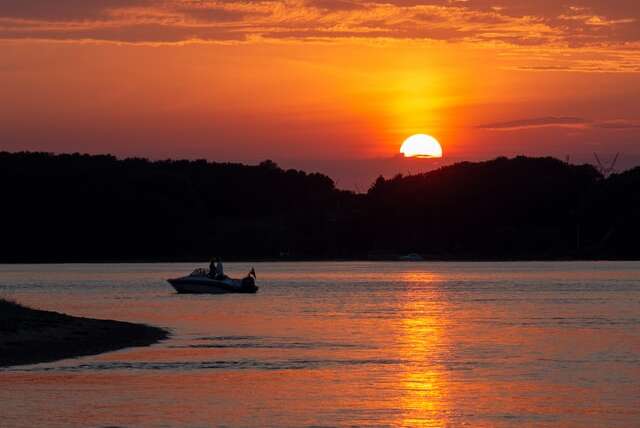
[397,271,450,426]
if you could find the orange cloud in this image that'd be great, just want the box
[0,1,636,46]
[1,1,637,75]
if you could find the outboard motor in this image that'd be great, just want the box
[240,276,258,293]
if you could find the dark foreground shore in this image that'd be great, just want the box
[0,299,168,367]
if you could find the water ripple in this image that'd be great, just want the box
[11,358,407,372]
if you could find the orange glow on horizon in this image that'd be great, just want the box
[1,2,639,189]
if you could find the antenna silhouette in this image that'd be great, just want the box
[593,152,619,177]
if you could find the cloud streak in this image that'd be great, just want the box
[594,120,640,129]
[478,116,640,131]
[478,117,590,130]
[0,1,638,72]
[0,1,637,45]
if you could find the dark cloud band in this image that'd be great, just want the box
[0,0,637,48]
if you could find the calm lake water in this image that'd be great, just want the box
[1,262,639,427]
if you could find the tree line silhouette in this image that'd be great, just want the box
[1,151,639,262]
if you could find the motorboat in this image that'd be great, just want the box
[168,268,258,294]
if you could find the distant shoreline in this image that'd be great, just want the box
[4,153,640,261]
[0,299,169,368]
[1,257,639,264]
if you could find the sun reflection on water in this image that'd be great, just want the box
[397,271,450,427]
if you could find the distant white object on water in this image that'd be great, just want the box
[398,253,424,261]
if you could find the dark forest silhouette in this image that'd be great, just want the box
[2,151,639,262]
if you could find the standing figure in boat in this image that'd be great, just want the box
[208,258,217,278]
[215,257,225,279]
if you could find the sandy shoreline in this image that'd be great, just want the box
[0,299,169,367]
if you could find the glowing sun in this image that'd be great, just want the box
[400,134,443,158]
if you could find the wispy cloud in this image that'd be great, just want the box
[0,1,636,44]
[478,117,590,130]
[594,120,640,129]
[0,1,638,71]
[478,116,640,131]
[0,0,151,21]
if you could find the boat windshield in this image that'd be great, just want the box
[189,268,208,277]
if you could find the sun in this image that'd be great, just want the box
[400,134,443,158]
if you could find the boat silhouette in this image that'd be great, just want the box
[168,268,258,294]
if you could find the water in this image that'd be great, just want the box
[1,262,639,427]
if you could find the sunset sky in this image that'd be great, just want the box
[1,1,639,188]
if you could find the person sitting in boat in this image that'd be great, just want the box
[208,259,217,278]
[215,257,225,280]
